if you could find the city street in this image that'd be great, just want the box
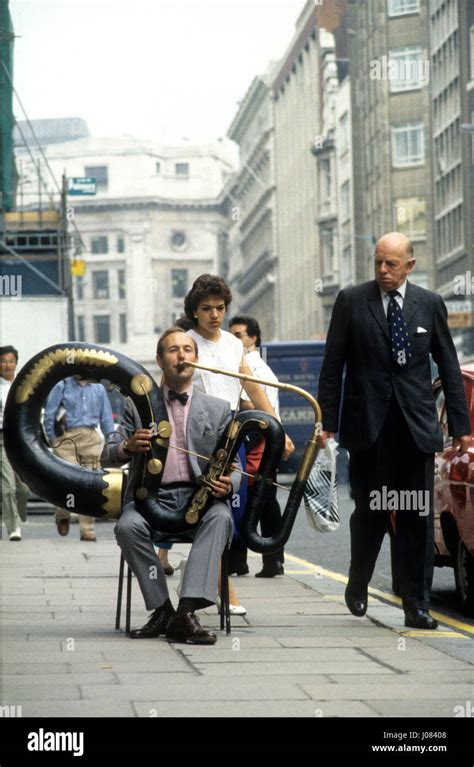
[3,497,472,715]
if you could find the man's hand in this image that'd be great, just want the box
[210,474,233,498]
[317,431,335,449]
[124,429,153,453]
[453,435,471,454]
[283,433,295,460]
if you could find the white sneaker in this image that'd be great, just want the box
[9,528,22,541]
[175,558,188,599]
[215,596,247,616]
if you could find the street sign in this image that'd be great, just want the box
[67,177,96,196]
[446,299,473,329]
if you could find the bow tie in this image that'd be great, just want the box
[168,390,189,405]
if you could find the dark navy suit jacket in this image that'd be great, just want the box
[317,280,470,453]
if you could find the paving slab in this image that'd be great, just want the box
[131,699,378,717]
[1,522,473,721]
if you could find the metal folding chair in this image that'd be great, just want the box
[115,533,232,635]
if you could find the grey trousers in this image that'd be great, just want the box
[115,487,234,611]
[1,432,30,534]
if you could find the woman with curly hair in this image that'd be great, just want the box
[182,274,294,613]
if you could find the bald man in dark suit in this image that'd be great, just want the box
[317,232,471,629]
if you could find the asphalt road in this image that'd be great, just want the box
[279,480,473,629]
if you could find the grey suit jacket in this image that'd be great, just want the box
[101,388,241,505]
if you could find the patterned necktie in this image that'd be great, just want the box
[168,390,189,405]
[387,290,411,367]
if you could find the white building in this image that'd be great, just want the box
[224,64,279,342]
[271,1,325,340]
[312,29,355,332]
[15,136,237,368]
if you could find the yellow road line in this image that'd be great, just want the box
[283,552,474,637]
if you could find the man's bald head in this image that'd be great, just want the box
[375,232,414,260]
[374,232,416,292]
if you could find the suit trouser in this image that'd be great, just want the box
[52,427,103,534]
[115,487,234,611]
[1,432,30,534]
[348,396,435,611]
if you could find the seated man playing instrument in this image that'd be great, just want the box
[103,327,240,645]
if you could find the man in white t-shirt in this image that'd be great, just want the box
[229,316,285,578]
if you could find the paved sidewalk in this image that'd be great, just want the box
[1,518,473,718]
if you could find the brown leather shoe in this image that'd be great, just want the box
[166,612,217,645]
[56,518,70,537]
[80,531,97,542]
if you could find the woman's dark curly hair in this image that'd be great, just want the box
[184,274,233,326]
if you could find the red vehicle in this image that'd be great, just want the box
[433,364,474,616]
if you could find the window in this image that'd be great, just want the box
[175,163,189,177]
[394,197,427,238]
[93,271,109,299]
[391,123,424,167]
[90,236,108,254]
[387,0,420,17]
[321,230,335,274]
[319,158,331,199]
[339,112,349,154]
[340,180,351,221]
[84,165,108,191]
[389,47,425,92]
[119,314,127,343]
[470,26,474,81]
[77,316,85,342]
[76,276,84,300]
[341,244,353,286]
[171,269,188,299]
[170,230,187,251]
[118,269,126,299]
[93,315,110,344]
[117,236,125,253]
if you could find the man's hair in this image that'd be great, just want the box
[0,345,19,362]
[184,274,232,326]
[406,240,415,259]
[156,327,198,358]
[229,315,262,347]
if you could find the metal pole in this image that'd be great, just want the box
[61,173,75,341]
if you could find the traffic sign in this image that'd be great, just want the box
[67,178,96,196]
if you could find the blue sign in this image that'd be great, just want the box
[67,177,96,196]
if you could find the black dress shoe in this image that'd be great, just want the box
[166,612,217,644]
[344,581,368,617]
[255,562,284,578]
[404,609,438,630]
[129,606,175,639]
[229,564,249,576]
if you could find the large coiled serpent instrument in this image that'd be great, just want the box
[3,343,322,551]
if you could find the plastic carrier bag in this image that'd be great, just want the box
[304,438,340,533]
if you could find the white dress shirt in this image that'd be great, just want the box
[380,280,407,317]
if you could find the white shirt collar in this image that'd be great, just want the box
[380,280,408,301]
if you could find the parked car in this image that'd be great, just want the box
[432,363,474,616]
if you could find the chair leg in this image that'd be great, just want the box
[115,553,125,631]
[220,552,225,631]
[221,549,231,635]
[125,565,132,635]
